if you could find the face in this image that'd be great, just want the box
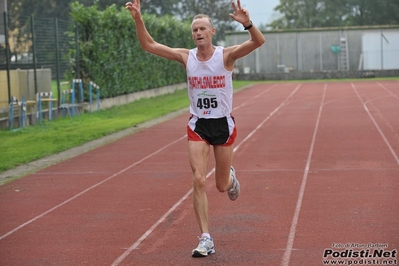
[191,17,216,47]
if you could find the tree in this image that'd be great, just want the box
[268,0,348,29]
[8,0,72,21]
[268,0,399,29]
[8,0,236,42]
[345,0,399,26]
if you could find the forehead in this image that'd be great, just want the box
[191,17,212,29]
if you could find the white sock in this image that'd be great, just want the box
[201,233,211,239]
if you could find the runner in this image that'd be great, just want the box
[125,0,265,257]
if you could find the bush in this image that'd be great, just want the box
[69,2,192,98]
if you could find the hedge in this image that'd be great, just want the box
[69,2,193,98]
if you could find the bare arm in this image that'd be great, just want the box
[225,0,266,69]
[125,1,188,66]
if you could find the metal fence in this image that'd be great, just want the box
[0,12,73,110]
[226,26,399,75]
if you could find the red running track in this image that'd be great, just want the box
[0,81,398,266]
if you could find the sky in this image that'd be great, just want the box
[240,0,281,27]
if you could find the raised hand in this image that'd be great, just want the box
[229,0,251,26]
[125,0,141,20]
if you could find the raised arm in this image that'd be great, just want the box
[225,0,265,68]
[125,1,188,65]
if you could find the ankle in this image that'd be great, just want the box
[201,233,211,239]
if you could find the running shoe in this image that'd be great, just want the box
[227,166,240,201]
[191,237,215,257]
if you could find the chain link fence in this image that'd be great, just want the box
[0,12,73,111]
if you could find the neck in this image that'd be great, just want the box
[196,45,216,61]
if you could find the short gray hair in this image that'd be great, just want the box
[192,14,215,29]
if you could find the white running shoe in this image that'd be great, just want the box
[191,237,215,257]
[227,166,240,201]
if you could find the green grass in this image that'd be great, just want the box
[2,77,397,177]
[0,81,255,174]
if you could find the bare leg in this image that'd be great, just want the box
[189,140,210,234]
[213,144,234,192]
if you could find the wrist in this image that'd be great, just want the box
[243,20,253,30]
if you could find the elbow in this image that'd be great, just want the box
[252,38,265,49]
[141,41,156,54]
[258,36,266,47]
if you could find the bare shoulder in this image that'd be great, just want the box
[172,48,190,67]
[223,45,239,55]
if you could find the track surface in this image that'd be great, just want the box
[0,81,398,266]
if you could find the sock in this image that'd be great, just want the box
[201,233,211,239]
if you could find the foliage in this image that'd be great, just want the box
[69,2,193,98]
[8,0,71,22]
[8,0,236,43]
[0,80,255,176]
[268,0,399,29]
[0,88,189,174]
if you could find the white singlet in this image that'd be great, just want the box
[186,46,233,119]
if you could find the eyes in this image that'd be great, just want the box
[192,27,207,33]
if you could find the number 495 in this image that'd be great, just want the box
[197,97,218,109]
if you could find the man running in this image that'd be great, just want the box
[125,0,265,257]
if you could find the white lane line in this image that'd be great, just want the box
[0,136,186,241]
[0,83,279,241]
[233,84,278,111]
[377,82,399,100]
[234,84,303,152]
[352,83,399,166]
[281,83,327,266]
[111,84,303,266]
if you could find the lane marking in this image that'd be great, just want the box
[352,83,399,166]
[1,83,280,241]
[281,83,327,266]
[0,136,186,241]
[234,84,302,152]
[377,82,399,100]
[111,84,303,266]
[233,84,278,110]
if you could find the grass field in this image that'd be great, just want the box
[0,81,254,175]
[1,78,398,179]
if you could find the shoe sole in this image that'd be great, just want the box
[192,249,215,257]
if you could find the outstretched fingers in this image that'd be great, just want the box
[229,0,250,24]
[125,0,140,11]
[125,0,142,19]
[231,0,243,12]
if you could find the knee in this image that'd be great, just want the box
[192,174,207,191]
[216,181,230,193]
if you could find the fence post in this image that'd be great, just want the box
[21,96,26,128]
[31,16,38,95]
[55,18,61,106]
[75,23,80,80]
[4,12,11,104]
[96,86,100,112]
[89,82,93,114]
